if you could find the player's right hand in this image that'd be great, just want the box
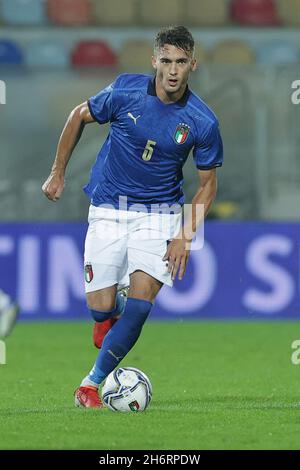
[42,172,65,202]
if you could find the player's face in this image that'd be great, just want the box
[152,44,197,101]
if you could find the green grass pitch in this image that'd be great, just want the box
[0,321,300,450]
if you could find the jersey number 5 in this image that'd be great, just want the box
[142,140,156,161]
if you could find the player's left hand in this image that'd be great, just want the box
[163,238,191,281]
[42,171,65,202]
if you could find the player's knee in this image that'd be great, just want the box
[87,294,117,322]
[86,292,115,312]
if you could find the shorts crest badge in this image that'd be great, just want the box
[174,123,190,145]
[84,263,93,283]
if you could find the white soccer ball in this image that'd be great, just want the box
[101,367,152,412]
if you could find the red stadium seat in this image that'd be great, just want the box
[71,41,117,67]
[231,0,279,26]
[47,0,90,26]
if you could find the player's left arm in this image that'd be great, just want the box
[163,168,217,281]
[183,167,218,237]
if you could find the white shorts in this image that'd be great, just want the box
[84,205,182,292]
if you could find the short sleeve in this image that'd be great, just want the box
[88,81,115,124]
[193,121,223,170]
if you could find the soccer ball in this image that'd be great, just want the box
[101,367,152,412]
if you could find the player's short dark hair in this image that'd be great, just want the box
[154,26,195,55]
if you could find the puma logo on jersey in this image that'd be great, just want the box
[127,112,141,125]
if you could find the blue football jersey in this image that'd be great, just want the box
[84,73,223,211]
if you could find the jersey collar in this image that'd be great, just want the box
[147,76,190,107]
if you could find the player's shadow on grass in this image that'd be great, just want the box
[0,406,77,417]
[1,397,299,417]
[156,396,300,411]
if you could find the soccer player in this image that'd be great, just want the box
[42,26,223,408]
[0,290,19,338]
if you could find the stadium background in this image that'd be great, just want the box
[1,0,300,320]
[1,0,300,451]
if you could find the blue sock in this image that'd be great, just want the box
[87,298,152,385]
[89,292,126,322]
[115,292,126,316]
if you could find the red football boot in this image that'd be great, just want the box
[93,316,119,349]
[93,286,129,349]
[74,386,103,408]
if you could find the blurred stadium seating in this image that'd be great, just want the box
[0,39,23,64]
[277,0,300,26]
[231,0,279,26]
[0,0,46,26]
[119,39,153,72]
[194,42,207,64]
[0,0,298,29]
[71,40,117,67]
[91,0,137,26]
[210,40,256,64]
[47,0,91,26]
[186,0,229,26]
[139,0,183,26]
[25,40,70,67]
[257,41,300,65]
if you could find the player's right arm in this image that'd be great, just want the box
[42,101,95,202]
